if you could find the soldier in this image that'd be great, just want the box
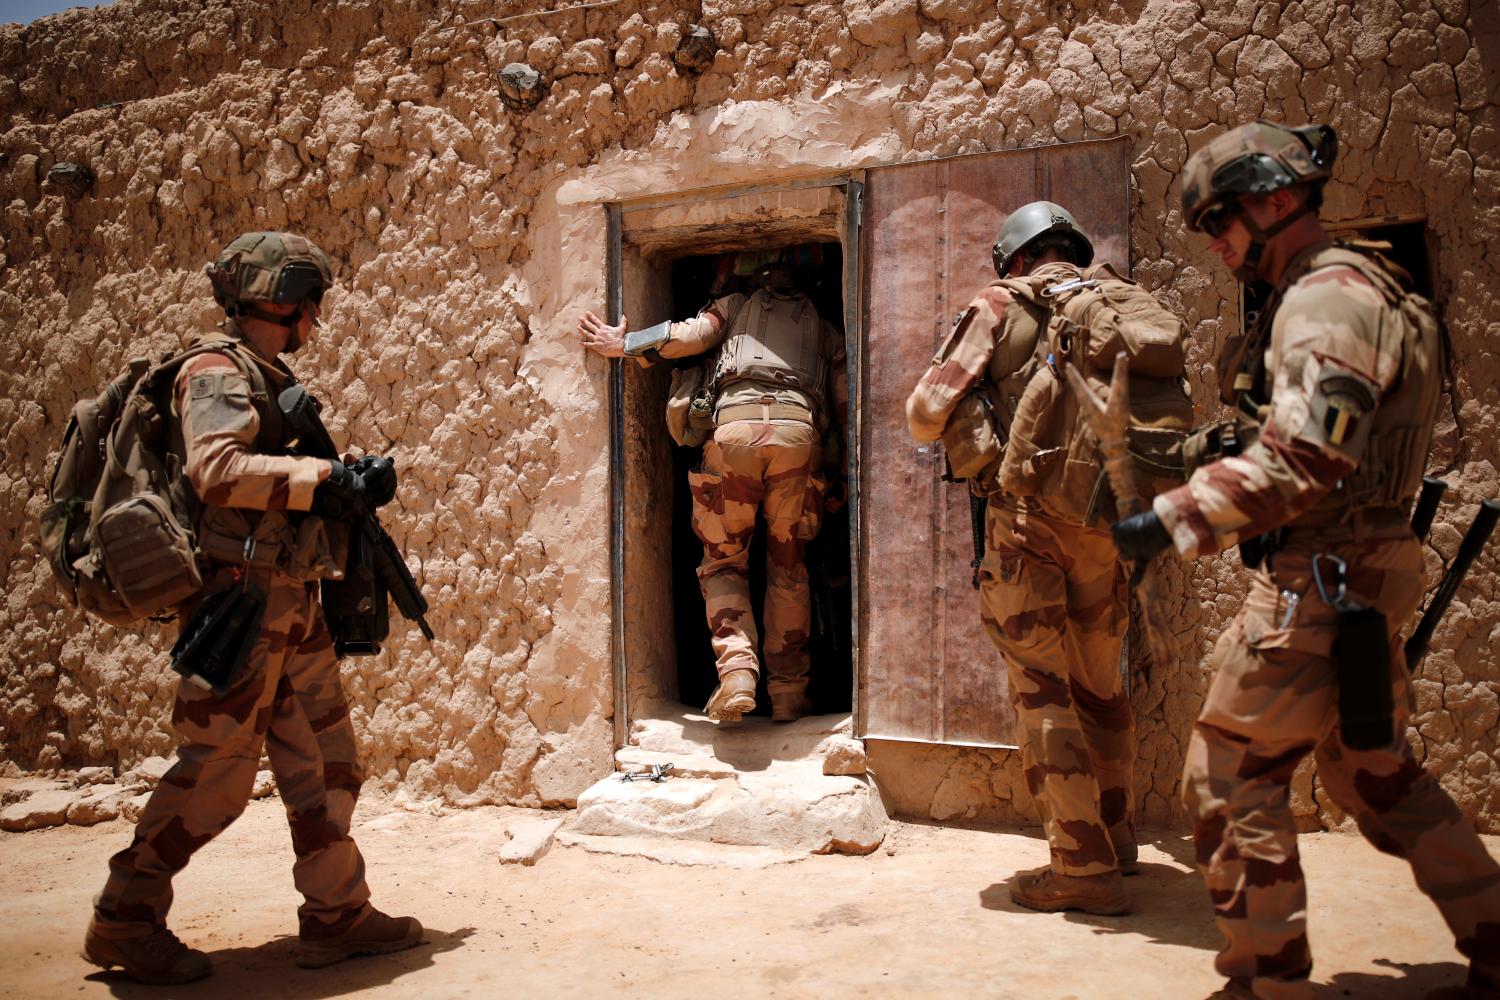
[1112,122,1500,998]
[906,202,1138,916]
[84,233,423,984]
[578,260,847,723]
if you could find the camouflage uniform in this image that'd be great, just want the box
[651,292,848,703]
[907,268,1136,877]
[93,338,375,941]
[1154,245,1500,997]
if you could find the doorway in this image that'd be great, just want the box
[665,245,854,717]
[607,179,861,741]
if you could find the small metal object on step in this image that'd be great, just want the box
[619,762,674,783]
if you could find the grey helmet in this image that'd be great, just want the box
[992,201,1094,278]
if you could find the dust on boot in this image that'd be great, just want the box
[705,667,758,722]
[82,916,212,985]
[296,907,425,969]
[1009,868,1130,916]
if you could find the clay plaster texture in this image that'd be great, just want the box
[1,0,1497,833]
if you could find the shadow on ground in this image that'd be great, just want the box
[91,926,474,999]
[975,833,1221,953]
[1312,960,1468,998]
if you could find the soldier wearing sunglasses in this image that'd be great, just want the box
[1110,121,1500,999]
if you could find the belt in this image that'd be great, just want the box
[715,401,815,424]
[1277,506,1410,545]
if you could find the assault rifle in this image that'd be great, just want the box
[279,385,435,655]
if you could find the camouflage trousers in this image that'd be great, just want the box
[1183,535,1500,999]
[95,566,373,938]
[980,503,1134,876]
[687,420,825,696]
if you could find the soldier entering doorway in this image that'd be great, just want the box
[579,250,849,723]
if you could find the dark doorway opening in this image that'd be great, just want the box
[667,243,854,717]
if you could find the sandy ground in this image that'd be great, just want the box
[0,796,1485,999]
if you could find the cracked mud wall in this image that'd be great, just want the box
[1,0,1496,829]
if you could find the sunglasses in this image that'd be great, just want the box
[1197,198,1241,239]
[274,261,327,306]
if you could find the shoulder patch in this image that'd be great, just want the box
[933,305,980,364]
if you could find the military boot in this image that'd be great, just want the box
[82,917,213,984]
[296,908,424,969]
[1113,839,1140,877]
[1009,868,1129,916]
[704,668,757,722]
[770,692,812,723]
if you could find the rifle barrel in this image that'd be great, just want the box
[1405,498,1500,664]
[1410,476,1447,542]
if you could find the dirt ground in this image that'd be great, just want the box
[0,796,1484,999]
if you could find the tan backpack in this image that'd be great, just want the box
[997,264,1196,525]
[38,337,272,626]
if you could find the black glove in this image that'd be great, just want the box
[314,460,368,520]
[350,455,397,508]
[1112,510,1171,565]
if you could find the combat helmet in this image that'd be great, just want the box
[750,260,798,295]
[206,232,333,347]
[992,201,1094,278]
[1181,121,1337,233]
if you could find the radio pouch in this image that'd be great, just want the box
[1333,603,1394,752]
[170,584,266,695]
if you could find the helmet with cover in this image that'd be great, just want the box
[206,232,333,348]
[992,201,1094,278]
[1181,121,1336,280]
[749,260,798,295]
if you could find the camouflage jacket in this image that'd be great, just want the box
[173,334,325,512]
[1153,243,1440,560]
[904,265,1062,445]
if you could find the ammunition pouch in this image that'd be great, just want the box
[196,508,348,581]
[1334,603,1395,752]
[170,583,267,695]
[666,363,714,448]
[940,386,1005,492]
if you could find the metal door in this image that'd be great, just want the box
[857,137,1132,746]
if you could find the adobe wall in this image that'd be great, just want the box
[0,0,1495,831]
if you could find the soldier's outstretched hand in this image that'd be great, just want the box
[579,311,627,358]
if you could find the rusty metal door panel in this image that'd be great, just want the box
[858,138,1131,746]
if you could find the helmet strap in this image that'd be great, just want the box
[241,302,302,329]
[1234,200,1312,283]
[237,301,311,352]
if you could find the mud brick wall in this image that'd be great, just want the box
[1,0,1496,830]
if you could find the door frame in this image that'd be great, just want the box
[604,174,866,748]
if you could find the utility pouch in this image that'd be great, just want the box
[685,391,715,447]
[666,364,715,448]
[170,583,266,695]
[940,387,1005,487]
[1333,604,1394,751]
